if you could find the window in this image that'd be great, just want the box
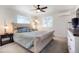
[42,16,53,28]
[15,15,31,24]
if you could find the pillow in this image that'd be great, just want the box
[17,27,31,33]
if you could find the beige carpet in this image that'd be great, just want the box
[41,37,68,53]
[0,36,68,53]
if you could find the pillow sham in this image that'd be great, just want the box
[17,27,31,33]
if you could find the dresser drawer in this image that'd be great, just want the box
[68,44,75,53]
[68,32,75,44]
[68,36,74,44]
[67,31,75,53]
[68,37,75,51]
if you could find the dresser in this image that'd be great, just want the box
[0,33,14,46]
[67,29,79,53]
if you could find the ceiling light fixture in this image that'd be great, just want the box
[36,10,41,13]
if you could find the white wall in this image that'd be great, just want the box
[53,11,76,38]
[0,7,24,34]
[0,6,77,38]
[28,11,76,38]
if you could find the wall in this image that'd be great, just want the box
[0,7,23,34]
[30,11,76,38]
[53,11,76,38]
[0,6,77,38]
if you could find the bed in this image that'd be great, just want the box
[14,30,54,53]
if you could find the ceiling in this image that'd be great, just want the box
[0,5,77,16]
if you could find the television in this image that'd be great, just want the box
[72,18,79,28]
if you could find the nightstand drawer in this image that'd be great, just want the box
[1,35,9,38]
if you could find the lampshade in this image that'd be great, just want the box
[4,26,8,29]
[4,25,8,34]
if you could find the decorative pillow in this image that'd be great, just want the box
[17,27,31,33]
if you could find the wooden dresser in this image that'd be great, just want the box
[0,33,14,46]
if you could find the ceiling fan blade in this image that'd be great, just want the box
[41,6,47,9]
[40,9,45,12]
[33,5,37,8]
[31,9,37,11]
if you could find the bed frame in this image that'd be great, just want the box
[14,31,54,53]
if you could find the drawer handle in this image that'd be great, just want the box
[70,39,72,41]
[70,47,71,50]
[68,45,71,50]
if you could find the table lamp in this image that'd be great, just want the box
[4,25,8,34]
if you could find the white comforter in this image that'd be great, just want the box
[14,30,54,51]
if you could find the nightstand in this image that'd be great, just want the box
[0,33,14,46]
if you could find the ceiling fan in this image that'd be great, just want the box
[33,5,48,12]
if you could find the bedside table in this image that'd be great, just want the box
[0,33,14,46]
